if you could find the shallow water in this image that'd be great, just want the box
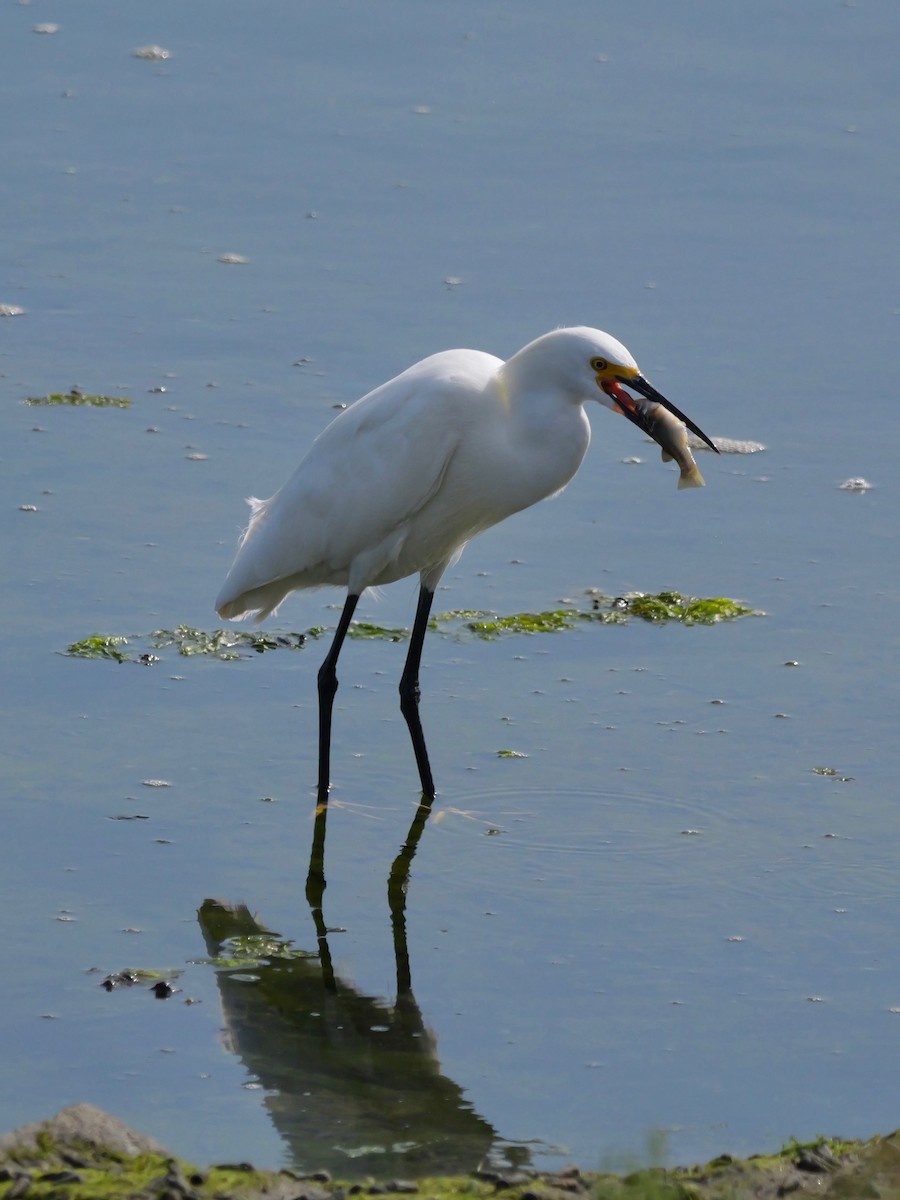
[3,0,900,1176]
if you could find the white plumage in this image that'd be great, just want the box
[215,326,714,800]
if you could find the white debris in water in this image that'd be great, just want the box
[33,22,59,33]
[217,253,249,265]
[839,477,873,491]
[133,44,171,60]
[0,304,25,317]
[688,434,767,454]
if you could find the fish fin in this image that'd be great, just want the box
[677,465,705,490]
[660,449,674,463]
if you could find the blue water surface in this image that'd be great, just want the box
[2,0,899,1175]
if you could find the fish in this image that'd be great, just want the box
[603,378,709,490]
[642,401,705,489]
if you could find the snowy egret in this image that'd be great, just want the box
[216,326,716,801]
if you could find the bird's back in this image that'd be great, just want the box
[216,348,503,621]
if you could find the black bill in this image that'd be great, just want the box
[618,374,718,453]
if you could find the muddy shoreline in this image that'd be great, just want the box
[1,1104,899,1199]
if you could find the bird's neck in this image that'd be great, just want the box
[486,371,592,502]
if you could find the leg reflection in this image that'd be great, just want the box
[304,792,435,999]
[304,798,335,990]
[388,796,435,997]
[201,786,502,1175]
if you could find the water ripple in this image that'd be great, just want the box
[420,783,896,908]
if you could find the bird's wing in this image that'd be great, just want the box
[218,350,501,610]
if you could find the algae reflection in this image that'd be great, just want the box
[198,801,524,1177]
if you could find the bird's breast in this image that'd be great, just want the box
[425,402,591,536]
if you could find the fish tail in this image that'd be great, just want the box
[677,464,705,489]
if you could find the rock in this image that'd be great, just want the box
[7,1174,31,1199]
[0,1104,168,1163]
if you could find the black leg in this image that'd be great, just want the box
[398,586,436,800]
[317,592,360,802]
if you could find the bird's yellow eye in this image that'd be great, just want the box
[590,357,608,373]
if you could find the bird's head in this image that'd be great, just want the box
[570,327,718,454]
[500,327,717,486]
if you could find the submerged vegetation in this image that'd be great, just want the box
[440,591,755,638]
[615,591,754,625]
[64,592,758,663]
[25,389,132,408]
[150,626,312,657]
[194,932,315,971]
[448,609,578,637]
[66,626,317,662]
[65,635,130,663]
[347,621,409,641]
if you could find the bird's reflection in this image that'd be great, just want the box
[199,798,526,1176]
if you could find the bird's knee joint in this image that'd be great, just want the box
[318,666,338,701]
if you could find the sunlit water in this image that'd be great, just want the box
[3,0,900,1176]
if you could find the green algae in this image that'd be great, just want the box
[102,967,173,984]
[620,591,754,625]
[65,635,130,663]
[811,766,855,782]
[64,592,758,663]
[150,625,312,657]
[437,592,756,640]
[194,931,316,970]
[347,621,409,641]
[0,1157,276,1200]
[25,389,131,408]
[462,609,577,637]
[64,627,317,662]
[4,1126,900,1200]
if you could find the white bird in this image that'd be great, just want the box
[216,326,716,801]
